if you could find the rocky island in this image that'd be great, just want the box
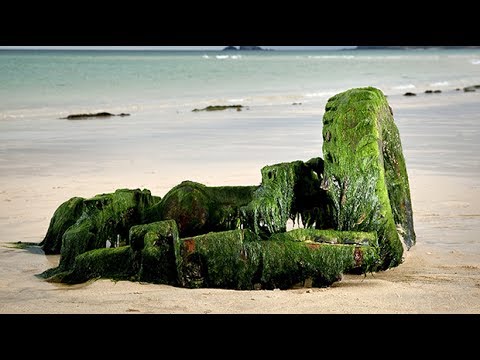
[356,46,480,50]
[39,87,415,289]
[61,112,130,120]
[223,46,271,51]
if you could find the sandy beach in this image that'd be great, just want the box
[1,90,479,314]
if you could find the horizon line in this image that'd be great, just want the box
[0,46,357,51]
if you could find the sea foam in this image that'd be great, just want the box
[393,84,416,90]
[215,55,242,60]
[307,55,355,59]
[304,91,337,98]
[429,81,449,87]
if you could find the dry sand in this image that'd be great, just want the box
[1,95,479,314]
[1,171,479,314]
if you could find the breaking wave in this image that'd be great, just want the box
[214,55,243,60]
[304,91,338,98]
[393,84,416,90]
[429,81,449,87]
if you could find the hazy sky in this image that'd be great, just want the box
[0,46,356,51]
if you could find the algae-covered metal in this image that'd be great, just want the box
[39,87,415,289]
[129,220,179,284]
[322,87,415,269]
[42,220,180,285]
[149,181,257,237]
[40,197,85,254]
[150,158,327,240]
[175,229,379,289]
[269,229,378,247]
[40,189,158,272]
[241,158,329,237]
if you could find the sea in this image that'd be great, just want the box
[1,48,480,184]
[1,49,480,119]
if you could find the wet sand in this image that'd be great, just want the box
[1,93,479,313]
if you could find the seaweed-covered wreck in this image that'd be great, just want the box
[39,87,415,289]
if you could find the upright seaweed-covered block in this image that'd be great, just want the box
[129,220,179,284]
[174,229,262,289]
[241,158,329,238]
[322,87,415,269]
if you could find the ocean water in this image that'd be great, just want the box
[1,49,480,119]
[0,48,480,186]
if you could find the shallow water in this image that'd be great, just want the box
[1,48,480,118]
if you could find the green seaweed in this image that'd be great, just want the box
[40,197,85,254]
[129,220,179,284]
[381,104,416,249]
[175,229,261,289]
[129,220,176,250]
[244,162,301,235]
[192,105,244,112]
[322,87,414,268]
[58,217,95,271]
[5,241,41,249]
[175,229,379,289]
[40,188,157,278]
[39,267,67,282]
[241,158,329,238]
[267,229,380,277]
[38,87,414,289]
[154,159,328,240]
[42,220,181,285]
[269,229,378,247]
[151,181,258,237]
[58,246,137,284]
[258,241,378,288]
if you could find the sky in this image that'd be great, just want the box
[0,46,356,51]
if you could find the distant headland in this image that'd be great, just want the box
[223,46,273,51]
[356,46,480,50]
